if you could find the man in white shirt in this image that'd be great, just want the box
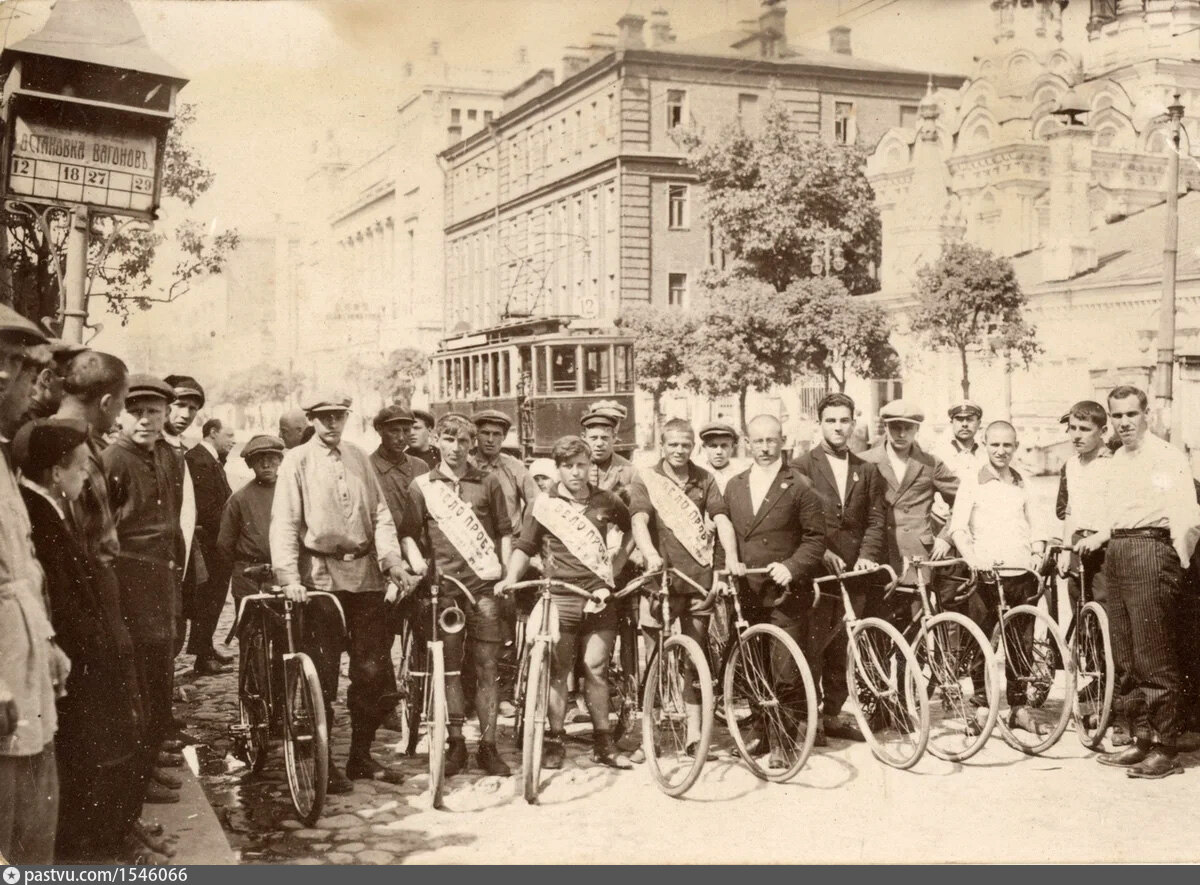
[1078,386,1200,779]
[1055,401,1113,605]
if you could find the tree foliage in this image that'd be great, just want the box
[910,242,1041,398]
[614,304,697,446]
[781,277,895,392]
[350,346,430,405]
[215,362,305,427]
[681,100,881,294]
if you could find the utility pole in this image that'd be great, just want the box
[1155,91,1185,441]
[60,206,90,344]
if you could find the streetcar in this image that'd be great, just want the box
[430,316,636,459]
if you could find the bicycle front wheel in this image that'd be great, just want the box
[395,622,419,755]
[282,653,328,826]
[848,618,929,770]
[642,634,713,797]
[521,640,549,804]
[1073,601,1114,749]
[912,612,999,762]
[994,603,1074,755]
[428,641,447,808]
[723,624,817,783]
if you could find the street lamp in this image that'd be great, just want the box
[811,231,846,278]
[1155,90,1185,441]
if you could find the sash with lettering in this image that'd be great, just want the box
[532,493,614,586]
[414,473,502,581]
[641,468,713,567]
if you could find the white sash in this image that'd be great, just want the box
[641,468,713,567]
[415,474,502,581]
[532,494,614,586]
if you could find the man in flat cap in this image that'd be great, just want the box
[161,374,203,662]
[23,339,90,423]
[270,394,419,787]
[408,409,441,471]
[185,418,236,675]
[697,421,740,494]
[219,435,285,606]
[371,405,430,542]
[581,400,635,502]
[470,409,537,531]
[937,400,985,479]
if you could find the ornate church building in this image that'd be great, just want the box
[861,0,1200,469]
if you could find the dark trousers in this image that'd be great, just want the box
[1176,593,1200,732]
[186,573,230,658]
[807,576,879,716]
[1106,534,1182,747]
[56,752,142,861]
[0,743,58,864]
[966,572,1037,706]
[745,594,814,714]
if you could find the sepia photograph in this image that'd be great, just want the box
[1,0,1199,867]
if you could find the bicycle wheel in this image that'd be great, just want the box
[642,634,713,797]
[394,622,419,755]
[513,639,532,748]
[911,612,999,762]
[427,641,448,808]
[723,624,817,782]
[235,628,270,772]
[521,640,549,804]
[1073,602,1114,749]
[609,657,636,743]
[848,618,929,770]
[282,653,328,826]
[993,603,1074,755]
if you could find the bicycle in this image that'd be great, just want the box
[709,568,818,782]
[612,568,715,798]
[1043,544,1114,749]
[500,576,609,804]
[394,569,478,809]
[895,557,1002,762]
[228,564,345,825]
[812,565,931,770]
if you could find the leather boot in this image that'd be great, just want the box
[152,767,182,789]
[132,820,175,857]
[1098,738,1150,767]
[477,742,512,776]
[543,732,566,770]
[592,732,633,769]
[327,749,353,794]
[1127,747,1184,779]
[445,737,469,777]
[143,781,180,804]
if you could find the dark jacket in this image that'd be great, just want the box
[792,446,886,567]
[859,442,958,573]
[185,442,231,554]
[724,463,826,612]
[370,446,429,541]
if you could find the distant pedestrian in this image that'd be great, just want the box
[185,418,235,675]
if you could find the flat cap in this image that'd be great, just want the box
[947,400,982,419]
[472,409,513,430]
[699,421,738,442]
[879,398,925,425]
[302,393,352,414]
[412,409,435,427]
[164,374,206,406]
[12,417,88,475]
[373,404,415,429]
[0,304,48,345]
[241,434,286,461]
[47,339,89,366]
[126,373,173,402]
[580,399,628,429]
[529,457,556,479]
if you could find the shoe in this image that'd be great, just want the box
[152,767,182,789]
[138,820,165,837]
[210,646,234,665]
[327,764,354,795]
[118,833,169,865]
[1098,740,1150,767]
[684,740,717,761]
[132,820,175,857]
[476,742,512,776]
[160,739,186,753]
[445,738,469,777]
[156,751,184,768]
[1127,747,1184,779]
[592,733,633,769]
[345,753,404,785]
[498,700,517,718]
[628,745,646,764]
[1110,724,1133,747]
[543,734,566,770]
[766,749,789,770]
[823,716,865,742]
[143,781,180,804]
[1177,731,1200,753]
[379,710,403,732]
[192,656,228,676]
[1008,706,1044,737]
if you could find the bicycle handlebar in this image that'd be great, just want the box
[434,573,479,606]
[613,567,708,600]
[813,563,898,586]
[498,577,596,601]
[903,556,967,572]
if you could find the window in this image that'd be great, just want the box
[668,273,688,307]
[483,110,493,123]
[499,350,511,395]
[668,184,688,229]
[900,104,919,129]
[738,93,759,130]
[546,121,556,164]
[583,346,611,392]
[575,109,583,153]
[834,101,856,144]
[707,224,726,270]
[467,109,477,121]
[667,89,686,129]
[590,100,599,146]
[551,345,578,393]
[450,108,461,124]
[614,345,633,393]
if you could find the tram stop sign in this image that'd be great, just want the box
[0,0,188,220]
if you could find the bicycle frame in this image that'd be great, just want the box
[811,564,899,660]
[1043,544,1091,644]
[412,573,478,725]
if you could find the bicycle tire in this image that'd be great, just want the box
[911,612,999,762]
[429,641,447,809]
[235,628,270,773]
[282,653,328,826]
[993,603,1074,755]
[1073,602,1114,749]
[513,637,532,748]
[723,623,817,782]
[522,640,549,804]
[394,622,419,755]
[642,634,713,797]
[848,618,930,770]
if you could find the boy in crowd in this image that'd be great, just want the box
[217,435,285,604]
[697,422,740,494]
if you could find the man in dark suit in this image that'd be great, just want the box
[724,414,826,764]
[793,393,886,743]
[184,418,234,674]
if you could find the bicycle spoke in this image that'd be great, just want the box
[996,608,1073,754]
[918,617,991,760]
[853,624,924,766]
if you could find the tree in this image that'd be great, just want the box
[378,347,429,405]
[614,304,697,447]
[910,242,1042,398]
[782,277,895,392]
[215,362,304,428]
[3,103,239,329]
[681,100,881,294]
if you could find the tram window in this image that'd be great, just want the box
[500,351,511,395]
[489,353,499,397]
[583,345,611,392]
[453,359,463,399]
[533,347,545,395]
[614,345,633,393]
[551,345,578,393]
[471,355,480,396]
[482,353,492,397]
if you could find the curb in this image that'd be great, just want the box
[143,746,239,865]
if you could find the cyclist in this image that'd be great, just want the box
[498,435,634,770]
[628,418,741,756]
[402,412,513,777]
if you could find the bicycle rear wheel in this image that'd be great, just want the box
[235,628,270,772]
[428,641,448,808]
[722,624,817,782]
[1073,602,1114,749]
[513,639,532,748]
[521,640,549,804]
[642,634,713,797]
[394,622,419,755]
[911,612,999,762]
[848,619,929,770]
[282,653,328,826]
[994,603,1074,755]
